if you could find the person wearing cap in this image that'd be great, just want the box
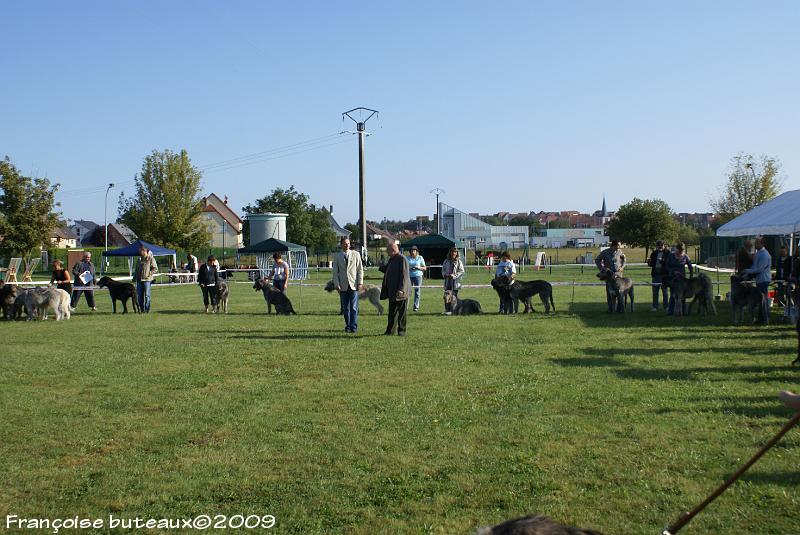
[197,255,219,313]
[595,239,625,275]
[647,240,669,311]
[406,245,426,312]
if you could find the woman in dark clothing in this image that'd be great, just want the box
[735,240,754,273]
[50,259,72,295]
[197,255,219,313]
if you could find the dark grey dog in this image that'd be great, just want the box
[444,290,482,315]
[215,281,229,314]
[670,273,716,316]
[491,277,517,314]
[476,514,603,535]
[495,274,555,314]
[253,278,296,315]
[730,274,763,325]
[597,270,634,313]
[1,283,18,320]
[324,280,384,315]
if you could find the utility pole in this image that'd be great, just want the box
[430,187,445,235]
[343,107,379,262]
[103,183,115,274]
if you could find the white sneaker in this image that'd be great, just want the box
[650,306,658,312]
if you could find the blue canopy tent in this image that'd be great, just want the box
[102,240,177,277]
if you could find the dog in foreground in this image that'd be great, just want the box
[493,274,555,314]
[253,278,296,315]
[443,290,482,315]
[729,274,764,325]
[476,514,602,535]
[15,287,71,321]
[98,276,139,313]
[324,280,383,315]
[1,282,18,320]
[597,270,634,313]
[669,273,716,316]
[215,281,229,314]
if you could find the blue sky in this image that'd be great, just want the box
[2,1,798,226]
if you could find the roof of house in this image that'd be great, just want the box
[328,213,351,237]
[110,223,137,243]
[365,223,397,241]
[203,193,243,227]
[53,226,78,240]
[73,219,99,229]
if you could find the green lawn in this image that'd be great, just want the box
[1,268,798,534]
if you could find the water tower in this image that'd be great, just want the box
[246,213,288,245]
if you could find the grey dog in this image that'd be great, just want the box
[253,278,296,315]
[19,287,71,321]
[443,290,482,315]
[324,280,384,315]
[597,270,634,313]
[495,274,555,314]
[670,273,716,316]
[730,274,763,325]
[476,514,603,535]
[215,281,229,314]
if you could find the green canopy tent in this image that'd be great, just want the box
[237,238,308,280]
[400,234,466,279]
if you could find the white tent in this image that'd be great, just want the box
[716,189,800,237]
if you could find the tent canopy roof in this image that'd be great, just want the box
[102,239,176,257]
[238,238,307,254]
[716,189,800,237]
[400,234,464,249]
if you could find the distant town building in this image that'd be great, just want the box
[201,193,243,249]
[50,225,78,248]
[327,205,351,239]
[81,222,137,247]
[69,219,99,247]
[439,202,528,249]
[531,227,609,248]
[675,212,716,228]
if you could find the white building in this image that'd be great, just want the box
[439,202,528,249]
[201,193,243,249]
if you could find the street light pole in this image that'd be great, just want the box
[430,187,445,235]
[104,183,115,274]
[342,107,379,262]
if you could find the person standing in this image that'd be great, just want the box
[406,246,426,312]
[735,240,754,273]
[666,243,693,316]
[198,255,219,313]
[647,240,669,311]
[441,247,465,315]
[51,259,72,295]
[71,251,96,311]
[267,252,289,293]
[775,245,792,307]
[495,251,517,313]
[331,237,363,333]
[380,243,411,335]
[134,245,158,313]
[595,239,626,276]
[743,237,772,325]
[186,253,199,273]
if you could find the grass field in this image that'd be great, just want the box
[1,266,798,534]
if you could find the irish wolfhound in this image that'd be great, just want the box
[670,273,716,316]
[215,281,229,314]
[476,514,603,535]
[495,274,555,314]
[253,278,296,315]
[597,270,634,313]
[491,277,517,314]
[730,275,763,325]
[20,287,71,321]
[1,283,18,320]
[324,280,384,315]
[443,290,482,315]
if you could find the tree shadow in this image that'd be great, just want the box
[228,332,386,340]
[740,471,800,486]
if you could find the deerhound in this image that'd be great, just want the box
[215,281,229,314]
[597,270,634,313]
[730,274,763,325]
[670,273,716,316]
[98,276,139,313]
[476,514,603,535]
[495,274,555,314]
[253,278,296,315]
[443,290,482,315]
[324,280,384,315]
[19,287,71,321]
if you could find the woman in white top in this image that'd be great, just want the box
[268,252,289,292]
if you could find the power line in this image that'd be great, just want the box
[199,133,343,170]
[202,138,351,174]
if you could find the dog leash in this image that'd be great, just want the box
[662,410,800,534]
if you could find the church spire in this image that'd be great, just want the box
[601,195,607,217]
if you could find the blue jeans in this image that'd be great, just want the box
[273,278,286,292]
[757,281,770,324]
[652,275,668,309]
[410,275,422,310]
[137,281,152,313]
[339,289,359,332]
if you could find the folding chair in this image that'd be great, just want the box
[5,258,22,283]
[21,258,40,282]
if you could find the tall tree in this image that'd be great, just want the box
[118,149,210,251]
[0,157,60,259]
[606,198,677,257]
[243,186,336,252]
[710,153,783,224]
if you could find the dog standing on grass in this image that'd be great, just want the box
[670,273,716,316]
[1,283,18,320]
[597,270,634,313]
[98,276,139,313]
[477,514,602,535]
[215,281,229,314]
[324,280,383,315]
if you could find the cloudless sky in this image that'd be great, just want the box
[2,1,799,226]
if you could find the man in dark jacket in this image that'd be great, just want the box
[775,246,792,307]
[71,251,96,311]
[198,255,219,313]
[380,242,411,336]
[647,240,669,311]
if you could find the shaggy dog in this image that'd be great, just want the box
[98,276,139,314]
[253,278,296,315]
[19,287,71,321]
[491,277,517,314]
[670,273,716,316]
[1,283,18,320]
[219,264,234,280]
[324,280,384,315]
[597,270,634,313]
[443,290,482,315]
[215,281,229,314]
[476,514,602,535]
[495,274,555,314]
[168,268,191,283]
[730,274,763,325]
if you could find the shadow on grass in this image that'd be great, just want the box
[228,332,386,340]
[741,471,800,486]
